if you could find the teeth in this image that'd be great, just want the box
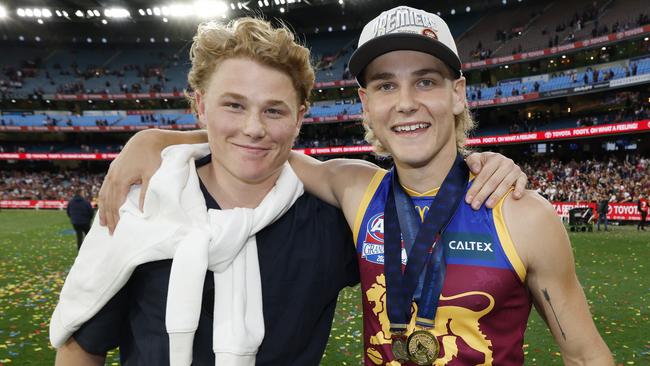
[394,123,429,132]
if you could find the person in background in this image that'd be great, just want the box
[638,193,648,230]
[597,193,610,231]
[66,190,94,250]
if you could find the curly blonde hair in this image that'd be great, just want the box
[187,17,314,114]
[363,105,477,157]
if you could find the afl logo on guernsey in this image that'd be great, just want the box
[366,213,384,242]
[362,213,407,265]
[362,213,386,264]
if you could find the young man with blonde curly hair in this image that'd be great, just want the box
[54,18,360,366]
[58,14,530,366]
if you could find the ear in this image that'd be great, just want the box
[358,87,372,128]
[293,104,306,138]
[451,77,467,116]
[195,90,207,128]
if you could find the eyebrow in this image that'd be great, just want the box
[220,92,291,109]
[366,68,446,83]
[412,68,445,77]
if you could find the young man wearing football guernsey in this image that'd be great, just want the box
[286,6,613,365]
[90,8,613,366]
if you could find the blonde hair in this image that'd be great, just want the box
[187,17,315,115]
[363,105,477,157]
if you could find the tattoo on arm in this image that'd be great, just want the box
[542,288,566,341]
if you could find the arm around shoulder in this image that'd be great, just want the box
[288,152,379,217]
[502,191,614,366]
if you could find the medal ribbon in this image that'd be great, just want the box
[384,154,469,333]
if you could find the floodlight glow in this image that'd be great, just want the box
[37,18,43,24]
[230,3,235,10]
[33,8,42,17]
[264,0,269,6]
[0,6,6,18]
[280,0,285,4]
[163,17,168,22]
[450,8,455,15]
[279,6,285,13]
[274,0,279,5]
[258,1,263,7]
[43,9,52,17]
[161,6,170,15]
[86,10,94,17]
[25,8,33,17]
[168,4,193,17]
[55,10,62,16]
[17,8,25,17]
[104,8,130,18]
[138,9,145,15]
[466,6,471,12]
[153,7,161,16]
[146,8,153,15]
[93,10,100,16]
[62,10,68,17]
[101,18,107,24]
[193,1,228,18]
[75,10,83,17]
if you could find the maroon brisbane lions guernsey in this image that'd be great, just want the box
[353,170,532,365]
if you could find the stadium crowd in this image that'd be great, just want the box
[1,170,102,201]
[2,154,648,206]
[524,154,649,203]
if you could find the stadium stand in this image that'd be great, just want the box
[1,170,102,201]
[456,1,548,61]
[524,153,649,203]
[4,153,647,204]
[1,0,649,210]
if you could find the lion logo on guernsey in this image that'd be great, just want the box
[365,274,495,365]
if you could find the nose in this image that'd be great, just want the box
[242,111,266,139]
[396,86,417,114]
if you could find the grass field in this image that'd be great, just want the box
[0,210,648,365]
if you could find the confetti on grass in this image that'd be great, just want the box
[1,211,649,365]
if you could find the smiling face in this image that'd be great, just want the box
[195,57,305,185]
[358,50,467,169]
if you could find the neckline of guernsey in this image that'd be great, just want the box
[400,173,476,197]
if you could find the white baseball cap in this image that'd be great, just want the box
[349,6,462,86]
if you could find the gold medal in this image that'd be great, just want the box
[406,330,439,365]
[391,334,409,363]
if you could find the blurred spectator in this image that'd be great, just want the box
[597,193,610,231]
[638,193,648,230]
[66,190,95,250]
